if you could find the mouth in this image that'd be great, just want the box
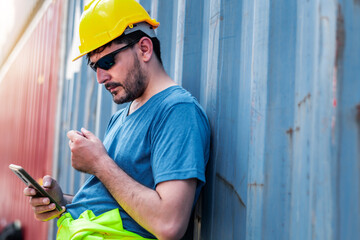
[107,86,117,93]
[105,83,123,93]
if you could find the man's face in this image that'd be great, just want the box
[89,42,148,104]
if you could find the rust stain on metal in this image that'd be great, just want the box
[248,182,264,187]
[356,104,360,123]
[216,173,246,207]
[332,5,345,133]
[286,128,294,135]
[336,4,345,65]
[286,127,300,135]
[357,104,360,160]
[297,93,311,107]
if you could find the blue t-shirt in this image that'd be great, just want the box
[66,86,210,238]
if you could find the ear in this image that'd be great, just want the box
[138,37,153,62]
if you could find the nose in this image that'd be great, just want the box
[96,68,110,84]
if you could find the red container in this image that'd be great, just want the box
[0,1,63,239]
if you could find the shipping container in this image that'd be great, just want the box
[0,0,359,239]
[0,1,63,239]
[0,0,44,67]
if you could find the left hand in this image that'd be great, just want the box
[67,128,108,175]
[24,176,66,221]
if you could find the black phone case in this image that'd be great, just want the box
[9,164,62,211]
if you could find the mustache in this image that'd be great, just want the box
[105,82,123,90]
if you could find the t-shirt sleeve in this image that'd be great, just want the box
[151,102,210,186]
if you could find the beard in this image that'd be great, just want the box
[105,54,148,104]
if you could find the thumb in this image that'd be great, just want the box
[81,128,94,138]
[43,175,53,188]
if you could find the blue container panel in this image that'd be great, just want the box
[51,0,360,239]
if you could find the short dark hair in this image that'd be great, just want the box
[87,30,163,65]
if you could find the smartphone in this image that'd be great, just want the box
[9,164,62,211]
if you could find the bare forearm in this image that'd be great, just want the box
[95,157,164,235]
[95,156,195,240]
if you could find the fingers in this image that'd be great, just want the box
[67,130,81,142]
[80,128,92,138]
[24,187,36,196]
[30,197,56,218]
[67,129,96,149]
[29,196,66,221]
[67,128,97,142]
[33,202,56,214]
[34,206,66,222]
[75,130,84,136]
[68,128,88,141]
[29,196,50,207]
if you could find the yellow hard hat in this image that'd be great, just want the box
[73,0,160,61]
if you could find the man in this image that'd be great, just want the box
[24,0,210,239]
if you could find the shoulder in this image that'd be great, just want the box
[152,86,210,133]
[158,86,202,112]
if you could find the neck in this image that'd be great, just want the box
[128,65,176,115]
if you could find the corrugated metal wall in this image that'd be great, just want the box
[1,0,359,239]
[54,0,360,239]
[0,0,44,67]
[0,1,63,239]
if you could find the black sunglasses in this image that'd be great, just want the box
[89,41,138,72]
